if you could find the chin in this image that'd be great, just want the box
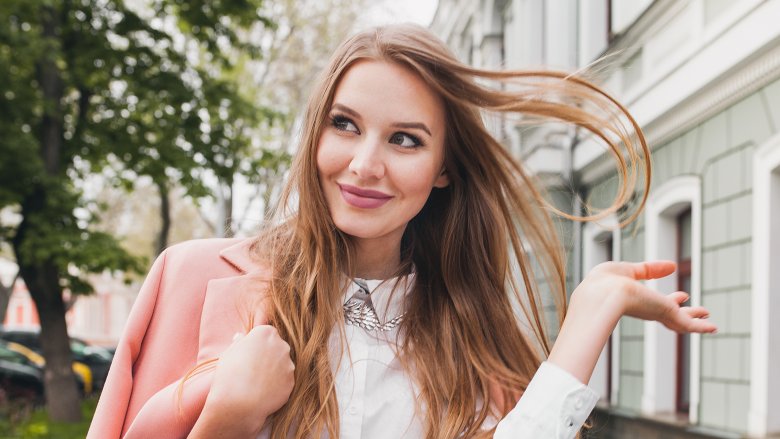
[334,222,380,239]
[331,216,389,240]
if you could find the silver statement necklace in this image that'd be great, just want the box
[343,278,404,331]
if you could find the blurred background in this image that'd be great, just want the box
[1,0,779,438]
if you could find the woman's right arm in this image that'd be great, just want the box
[188,325,295,438]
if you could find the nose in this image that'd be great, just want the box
[348,136,386,180]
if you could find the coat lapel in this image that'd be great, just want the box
[197,238,271,362]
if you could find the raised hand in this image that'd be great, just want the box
[189,325,295,438]
[580,261,716,334]
[547,260,716,385]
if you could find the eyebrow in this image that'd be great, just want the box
[331,103,433,137]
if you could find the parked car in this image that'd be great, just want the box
[0,330,112,391]
[0,342,44,404]
[4,341,93,396]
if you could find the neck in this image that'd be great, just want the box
[350,234,403,280]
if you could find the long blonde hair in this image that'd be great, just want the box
[185,23,649,438]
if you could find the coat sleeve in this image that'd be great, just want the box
[87,238,256,439]
[87,248,170,439]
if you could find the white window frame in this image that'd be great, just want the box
[582,215,622,404]
[642,176,701,422]
[748,133,780,436]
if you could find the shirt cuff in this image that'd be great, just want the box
[494,361,600,439]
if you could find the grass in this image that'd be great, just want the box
[0,397,97,439]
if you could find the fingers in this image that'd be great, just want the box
[628,260,677,280]
[675,314,718,333]
[622,283,717,334]
[594,260,677,280]
[682,306,709,319]
[667,304,717,334]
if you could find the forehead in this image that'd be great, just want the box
[331,60,445,132]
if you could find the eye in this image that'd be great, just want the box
[330,114,359,134]
[389,132,423,148]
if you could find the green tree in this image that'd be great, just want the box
[0,0,271,421]
[224,0,365,234]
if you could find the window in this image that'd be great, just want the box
[676,208,692,415]
[643,176,701,422]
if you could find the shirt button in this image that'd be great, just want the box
[565,417,574,428]
[574,397,584,410]
[348,406,358,415]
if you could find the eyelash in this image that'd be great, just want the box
[330,114,358,133]
[329,114,425,149]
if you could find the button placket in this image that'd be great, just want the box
[343,333,368,438]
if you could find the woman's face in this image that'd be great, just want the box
[316,60,448,245]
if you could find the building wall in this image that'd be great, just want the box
[2,272,138,347]
[549,65,779,435]
[431,0,780,436]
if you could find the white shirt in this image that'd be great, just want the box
[258,276,598,439]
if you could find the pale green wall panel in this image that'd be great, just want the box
[618,374,643,412]
[712,150,745,199]
[728,194,752,241]
[726,383,750,431]
[699,111,729,165]
[729,289,751,334]
[701,337,716,378]
[680,127,702,175]
[729,93,774,148]
[715,337,743,380]
[703,203,729,247]
[761,79,780,132]
[701,293,728,333]
[700,381,728,429]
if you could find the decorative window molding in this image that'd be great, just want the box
[748,133,780,436]
[642,176,701,422]
[577,0,780,184]
[582,215,622,404]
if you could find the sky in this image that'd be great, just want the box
[358,0,439,29]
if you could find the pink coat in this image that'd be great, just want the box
[87,238,265,439]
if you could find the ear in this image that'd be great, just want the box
[433,166,449,188]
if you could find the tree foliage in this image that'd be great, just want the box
[0,0,273,421]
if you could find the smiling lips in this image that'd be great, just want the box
[338,183,393,209]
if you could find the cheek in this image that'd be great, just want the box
[316,133,351,178]
[396,160,442,199]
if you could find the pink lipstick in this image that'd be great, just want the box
[338,184,393,209]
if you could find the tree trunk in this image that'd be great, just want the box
[27,264,81,422]
[224,182,234,238]
[13,194,81,421]
[155,180,171,256]
[10,3,82,422]
[217,180,234,238]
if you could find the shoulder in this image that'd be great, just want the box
[159,237,254,275]
[164,237,245,258]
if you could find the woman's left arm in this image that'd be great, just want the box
[547,260,716,385]
[493,260,716,439]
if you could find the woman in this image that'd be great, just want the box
[88,24,716,439]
